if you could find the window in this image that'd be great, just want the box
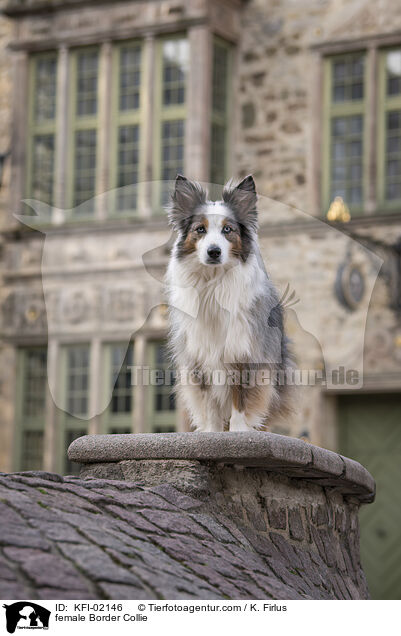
[210,38,232,185]
[102,342,134,433]
[27,53,57,207]
[69,48,99,212]
[17,347,47,470]
[26,34,233,218]
[154,36,189,206]
[323,52,366,213]
[378,48,401,206]
[111,42,144,214]
[147,341,176,432]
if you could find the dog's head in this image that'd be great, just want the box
[168,175,258,266]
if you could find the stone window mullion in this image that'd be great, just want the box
[366,45,378,213]
[187,25,212,182]
[97,40,113,220]
[142,34,155,217]
[54,45,69,215]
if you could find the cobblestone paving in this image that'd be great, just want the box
[0,471,368,600]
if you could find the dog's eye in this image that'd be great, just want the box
[196,226,206,234]
[222,225,232,234]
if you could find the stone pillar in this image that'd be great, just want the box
[88,337,102,435]
[0,344,17,472]
[132,334,147,433]
[187,25,212,182]
[43,338,59,473]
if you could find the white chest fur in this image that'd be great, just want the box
[167,251,266,369]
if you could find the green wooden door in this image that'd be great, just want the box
[339,394,401,599]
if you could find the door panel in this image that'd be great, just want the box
[339,394,401,600]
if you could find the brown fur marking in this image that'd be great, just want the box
[180,216,209,256]
[222,217,243,259]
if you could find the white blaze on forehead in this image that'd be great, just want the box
[205,201,234,224]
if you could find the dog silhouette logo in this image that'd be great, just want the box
[3,602,50,634]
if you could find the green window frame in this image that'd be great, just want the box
[210,37,232,185]
[101,342,134,433]
[153,35,189,209]
[15,347,47,471]
[322,52,367,215]
[147,340,176,433]
[378,47,401,208]
[59,344,90,474]
[110,41,146,216]
[27,52,58,210]
[68,47,100,215]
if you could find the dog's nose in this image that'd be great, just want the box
[207,245,221,260]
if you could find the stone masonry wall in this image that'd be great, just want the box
[237,0,401,210]
[0,466,370,600]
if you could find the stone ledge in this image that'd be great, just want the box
[68,432,375,503]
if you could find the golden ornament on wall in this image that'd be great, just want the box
[326,196,351,223]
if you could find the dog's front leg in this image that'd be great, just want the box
[179,384,225,432]
[229,382,272,431]
[229,407,252,431]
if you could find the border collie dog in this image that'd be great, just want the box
[165,174,293,432]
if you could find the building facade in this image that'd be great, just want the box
[0,0,401,598]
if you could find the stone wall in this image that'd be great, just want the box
[237,0,401,210]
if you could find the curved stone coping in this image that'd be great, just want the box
[68,431,375,503]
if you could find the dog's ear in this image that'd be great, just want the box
[222,175,258,231]
[168,175,207,231]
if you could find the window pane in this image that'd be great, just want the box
[386,50,401,97]
[210,39,231,184]
[385,109,401,200]
[76,50,98,117]
[21,431,44,471]
[110,344,133,415]
[162,39,189,106]
[119,45,141,111]
[151,342,175,414]
[212,42,229,114]
[66,346,90,417]
[64,429,87,475]
[161,120,185,180]
[117,125,140,211]
[160,119,184,204]
[74,129,97,208]
[210,122,226,185]
[34,55,57,122]
[332,54,364,103]
[330,115,363,205]
[31,134,54,205]
[22,348,47,418]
